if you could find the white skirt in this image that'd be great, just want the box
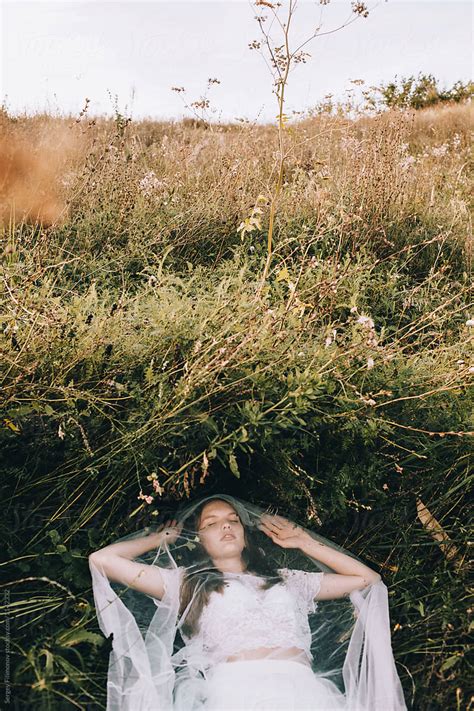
[204,659,346,711]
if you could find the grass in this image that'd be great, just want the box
[1,100,472,709]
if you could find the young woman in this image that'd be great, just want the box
[89,494,408,710]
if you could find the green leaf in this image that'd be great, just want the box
[57,628,104,648]
[7,405,34,417]
[439,655,460,673]
[228,453,240,478]
[239,427,249,443]
[38,648,54,676]
[276,267,290,283]
[48,530,60,544]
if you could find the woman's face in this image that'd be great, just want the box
[197,499,245,561]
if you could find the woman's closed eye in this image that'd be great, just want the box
[201,517,240,530]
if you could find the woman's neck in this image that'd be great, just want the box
[213,556,246,574]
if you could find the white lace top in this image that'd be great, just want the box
[157,567,324,665]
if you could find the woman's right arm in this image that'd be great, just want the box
[89,521,180,600]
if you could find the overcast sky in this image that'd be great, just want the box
[1,0,472,123]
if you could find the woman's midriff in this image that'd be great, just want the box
[225,646,311,667]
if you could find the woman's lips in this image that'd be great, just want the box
[221,533,236,541]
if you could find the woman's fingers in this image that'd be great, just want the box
[260,514,283,530]
[260,521,280,536]
[259,520,283,541]
[260,514,296,536]
[272,514,293,528]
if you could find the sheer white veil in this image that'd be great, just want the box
[89,493,408,710]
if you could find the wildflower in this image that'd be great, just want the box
[452,133,461,149]
[152,479,164,496]
[351,1,369,17]
[465,319,474,327]
[398,156,416,170]
[367,357,375,370]
[138,491,154,505]
[324,329,337,348]
[356,314,375,329]
[431,143,449,158]
[139,171,165,197]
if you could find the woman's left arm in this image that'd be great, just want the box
[259,514,381,599]
[298,533,381,599]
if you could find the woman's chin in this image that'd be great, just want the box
[218,540,242,553]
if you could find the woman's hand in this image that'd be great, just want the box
[258,513,310,549]
[152,519,182,547]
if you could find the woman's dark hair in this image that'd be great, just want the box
[178,499,284,637]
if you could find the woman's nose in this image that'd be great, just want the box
[222,521,231,530]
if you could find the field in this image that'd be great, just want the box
[1,101,472,709]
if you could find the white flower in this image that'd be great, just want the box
[367,357,375,370]
[466,319,474,327]
[398,156,416,170]
[324,329,337,348]
[356,314,375,329]
[431,143,449,158]
[139,171,165,197]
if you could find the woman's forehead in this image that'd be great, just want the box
[200,500,237,517]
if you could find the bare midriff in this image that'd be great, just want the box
[225,646,311,666]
